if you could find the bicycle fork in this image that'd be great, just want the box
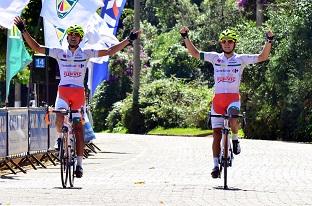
[220,119,231,164]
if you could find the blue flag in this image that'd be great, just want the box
[89,0,127,96]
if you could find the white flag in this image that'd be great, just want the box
[40,0,104,28]
[43,19,67,48]
[0,0,30,28]
[43,13,119,51]
[84,14,119,63]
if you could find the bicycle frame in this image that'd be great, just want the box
[47,105,84,188]
[209,112,245,189]
[60,112,76,188]
[220,116,232,189]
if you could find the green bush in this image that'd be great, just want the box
[106,77,213,133]
[236,0,312,141]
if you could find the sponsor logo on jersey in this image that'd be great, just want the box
[216,69,231,73]
[217,76,236,83]
[62,64,84,68]
[229,61,237,64]
[64,71,82,77]
[75,53,83,59]
[217,59,224,63]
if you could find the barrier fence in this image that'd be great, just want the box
[0,107,100,174]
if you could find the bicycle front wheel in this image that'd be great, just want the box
[223,133,229,190]
[60,138,68,188]
[68,137,76,187]
[223,159,228,189]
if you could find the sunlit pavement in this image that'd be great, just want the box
[1,133,312,206]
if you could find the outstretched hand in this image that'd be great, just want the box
[266,30,274,42]
[127,30,141,44]
[14,16,26,33]
[180,26,189,39]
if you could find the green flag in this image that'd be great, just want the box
[5,26,32,102]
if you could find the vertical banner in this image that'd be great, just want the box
[8,108,28,156]
[6,26,32,101]
[0,109,8,157]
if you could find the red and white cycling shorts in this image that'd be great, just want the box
[210,93,240,129]
[55,85,85,117]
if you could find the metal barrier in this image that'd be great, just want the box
[0,107,100,174]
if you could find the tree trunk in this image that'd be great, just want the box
[130,0,143,134]
[256,0,264,26]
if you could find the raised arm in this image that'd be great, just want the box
[98,30,140,57]
[14,17,46,54]
[257,31,274,62]
[180,26,200,59]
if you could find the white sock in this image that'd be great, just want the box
[77,156,83,167]
[232,133,238,141]
[213,157,219,168]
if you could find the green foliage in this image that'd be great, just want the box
[233,0,312,141]
[105,78,213,133]
[143,0,200,32]
[162,44,203,80]
[90,51,133,132]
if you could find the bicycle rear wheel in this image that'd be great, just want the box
[60,138,68,188]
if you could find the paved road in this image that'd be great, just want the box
[0,133,312,206]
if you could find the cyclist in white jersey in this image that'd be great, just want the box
[180,26,274,178]
[14,16,140,178]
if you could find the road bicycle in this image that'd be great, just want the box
[47,105,84,188]
[209,112,246,189]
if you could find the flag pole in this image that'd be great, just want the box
[5,28,9,107]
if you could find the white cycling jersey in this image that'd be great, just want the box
[48,47,99,87]
[200,52,259,94]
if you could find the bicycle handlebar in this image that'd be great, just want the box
[209,112,245,119]
[207,112,247,129]
[45,106,85,125]
[50,108,82,115]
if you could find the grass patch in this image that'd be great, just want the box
[101,127,244,138]
[148,127,213,137]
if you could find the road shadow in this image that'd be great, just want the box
[53,186,82,190]
[213,186,276,193]
[99,151,130,155]
[214,186,243,191]
[0,175,20,180]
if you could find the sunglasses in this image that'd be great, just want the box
[68,32,81,37]
[221,39,235,44]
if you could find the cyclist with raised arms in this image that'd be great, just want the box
[180,26,273,178]
[14,16,140,178]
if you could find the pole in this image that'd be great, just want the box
[256,0,264,26]
[130,0,142,133]
[45,54,49,106]
[132,0,141,105]
[14,82,21,107]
